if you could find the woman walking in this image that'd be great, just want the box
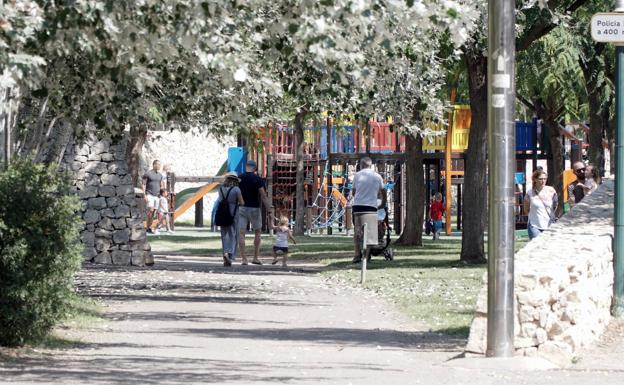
[523,170,558,240]
[218,172,244,266]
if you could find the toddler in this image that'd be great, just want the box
[156,189,172,233]
[430,192,445,240]
[271,216,296,267]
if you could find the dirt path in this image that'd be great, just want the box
[1,255,624,384]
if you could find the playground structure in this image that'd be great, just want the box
[158,110,590,235]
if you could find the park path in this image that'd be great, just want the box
[2,255,624,385]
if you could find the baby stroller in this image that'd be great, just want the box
[369,207,394,261]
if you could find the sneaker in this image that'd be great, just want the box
[146,228,153,234]
[223,254,232,267]
[352,255,362,264]
[154,229,160,235]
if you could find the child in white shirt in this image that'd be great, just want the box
[156,189,172,233]
[271,216,296,267]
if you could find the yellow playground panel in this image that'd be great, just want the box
[422,105,471,152]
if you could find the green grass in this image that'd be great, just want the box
[150,226,529,338]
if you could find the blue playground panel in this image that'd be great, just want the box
[319,125,357,158]
[228,147,246,175]
[515,121,536,151]
[515,172,526,185]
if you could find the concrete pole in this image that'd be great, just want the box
[486,0,516,357]
[614,0,624,318]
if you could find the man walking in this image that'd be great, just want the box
[142,160,165,233]
[351,157,386,263]
[238,160,273,265]
[567,161,586,207]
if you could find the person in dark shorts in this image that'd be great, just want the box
[351,157,386,263]
[238,159,273,265]
[142,160,165,233]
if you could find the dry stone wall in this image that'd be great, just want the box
[61,137,152,266]
[466,180,614,360]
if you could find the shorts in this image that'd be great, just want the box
[354,212,378,246]
[433,220,443,232]
[146,194,159,210]
[273,246,289,254]
[238,206,262,231]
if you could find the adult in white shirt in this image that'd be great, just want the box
[523,170,558,240]
[351,157,386,262]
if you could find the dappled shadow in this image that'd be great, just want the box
[159,326,465,352]
[321,256,485,272]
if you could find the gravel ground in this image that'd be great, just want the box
[1,255,623,385]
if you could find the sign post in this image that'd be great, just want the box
[486,0,516,357]
[592,4,624,318]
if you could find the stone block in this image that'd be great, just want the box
[113,229,131,244]
[84,172,100,186]
[83,209,100,224]
[87,197,107,210]
[123,193,138,207]
[517,290,549,307]
[112,250,131,265]
[115,205,131,218]
[101,174,121,186]
[465,316,487,354]
[112,218,128,229]
[79,186,98,199]
[93,251,111,264]
[99,185,116,197]
[88,153,102,161]
[100,208,115,218]
[131,250,146,266]
[514,337,536,349]
[83,246,97,260]
[521,322,538,338]
[71,162,83,171]
[108,161,128,175]
[106,197,121,208]
[130,227,147,242]
[535,327,548,344]
[75,169,86,181]
[86,224,95,232]
[75,144,90,156]
[120,174,133,185]
[101,153,114,162]
[547,319,570,338]
[94,228,112,238]
[537,341,573,366]
[97,217,114,230]
[517,274,537,290]
[117,185,134,196]
[95,238,111,252]
[92,139,110,154]
[85,161,108,175]
[75,155,88,163]
[113,151,127,161]
[519,306,538,323]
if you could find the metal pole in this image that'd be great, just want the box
[2,88,10,169]
[486,0,516,357]
[614,0,624,318]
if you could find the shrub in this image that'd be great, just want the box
[0,160,83,346]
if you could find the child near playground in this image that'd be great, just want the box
[271,216,297,267]
[157,188,172,233]
[430,192,445,240]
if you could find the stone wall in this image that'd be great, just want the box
[141,129,234,223]
[466,180,614,360]
[61,137,152,266]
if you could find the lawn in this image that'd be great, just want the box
[149,226,528,337]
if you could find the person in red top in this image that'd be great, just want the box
[430,192,445,240]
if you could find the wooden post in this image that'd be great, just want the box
[365,118,371,154]
[3,88,11,168]
[194,198,204,227]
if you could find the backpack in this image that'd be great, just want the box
[214,187,237,227]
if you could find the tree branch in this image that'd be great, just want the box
[517,94,536,111]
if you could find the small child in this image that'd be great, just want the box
[156,189,172,233]
[430,192,445,240]
[271,216,297,267]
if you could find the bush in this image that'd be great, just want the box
[0,160,83,346]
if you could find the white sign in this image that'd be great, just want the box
[591,13,624,43]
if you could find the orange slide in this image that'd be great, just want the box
[173,182,219,221]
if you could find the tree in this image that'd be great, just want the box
[459,0,591,264]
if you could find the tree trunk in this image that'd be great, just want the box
[585,78,606,176]
[41,120,73,166]
[126,125,148,188]
[396,133,425,246]
[294,110,307,236]
[460,52,488,264]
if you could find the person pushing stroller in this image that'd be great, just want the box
[351,157,387,263]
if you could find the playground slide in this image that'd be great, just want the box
[172,161,228,221]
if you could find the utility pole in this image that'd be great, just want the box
[486,0,516,357]
[614,0,624,318]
